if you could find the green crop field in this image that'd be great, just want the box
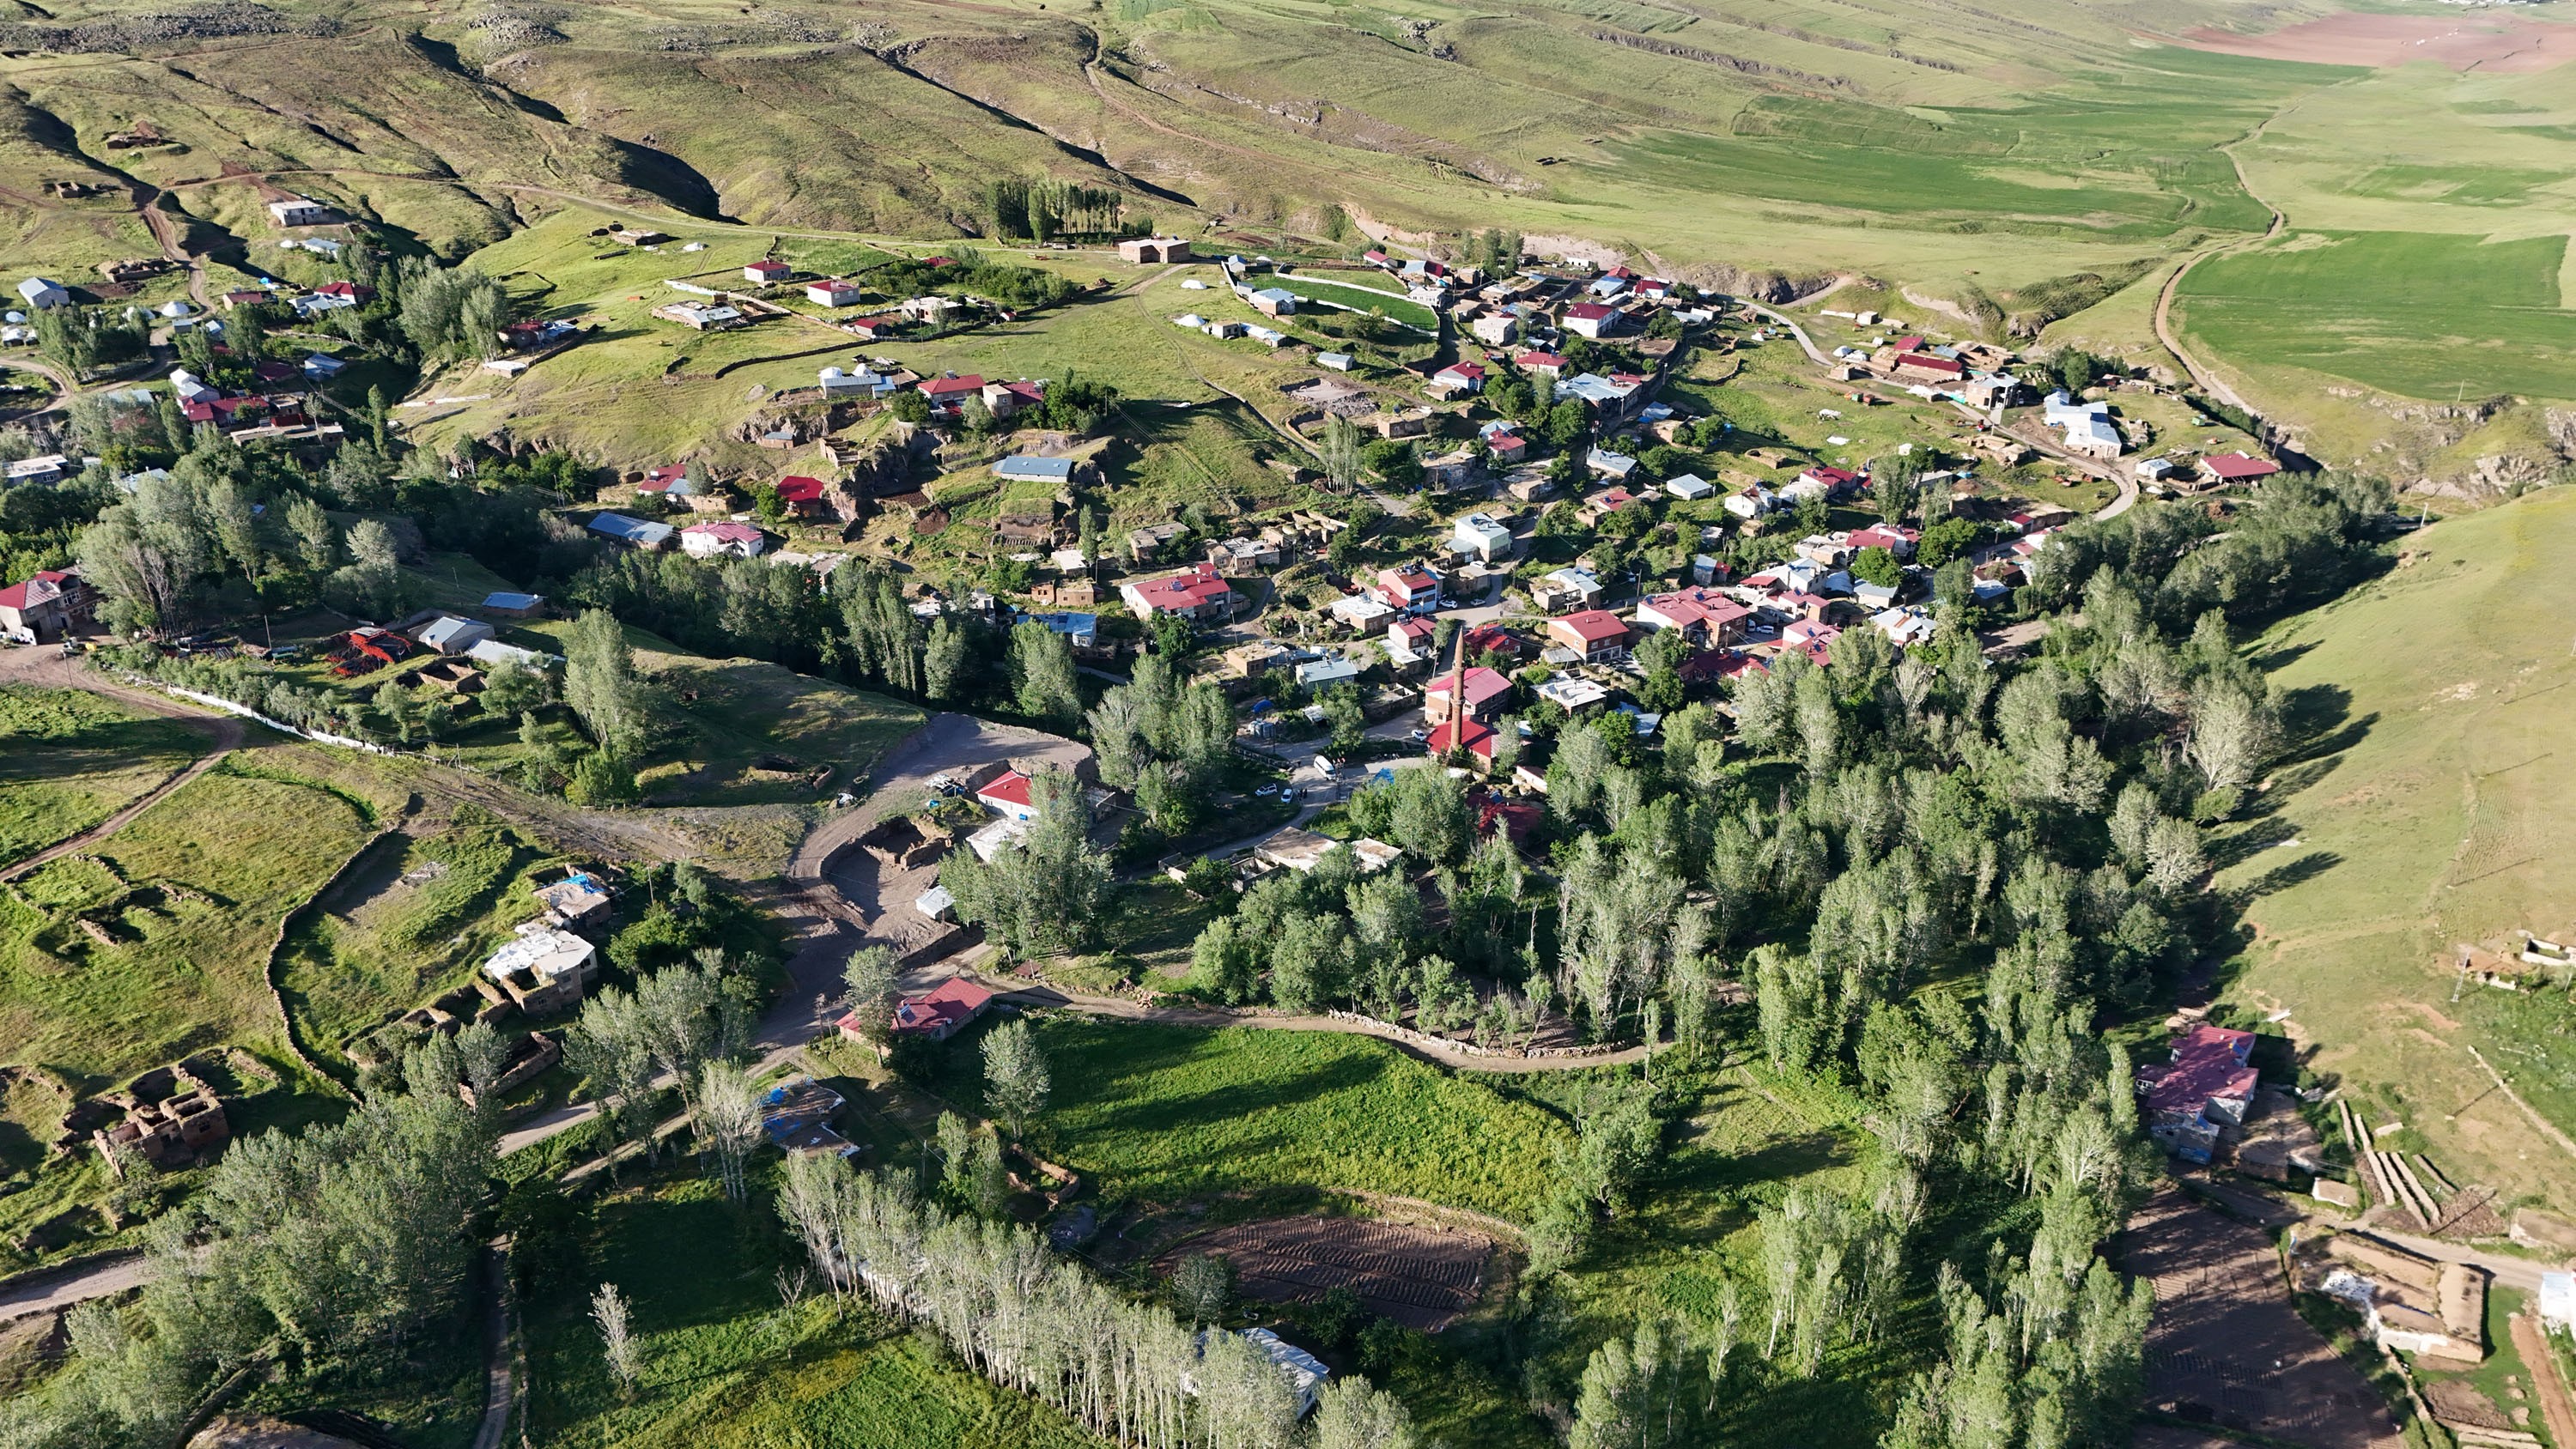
[933,1018,1571,1221]
[1258,273,1438,331]
[2176,231,2576,403]
[523,1176,1105,1449]
[0,687,207,868]
[2217,487,2576,1216]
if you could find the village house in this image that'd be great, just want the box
[2043,391,2123,459]
[804,278,866,307]
[919,373,987,420]
[1547,609,1631,662]
[1530,566,1603,615]
[1585,452,1639,486]
[652,300,744,330]
[1632,588,1753,649]
[1577,484,1637,523]
[1371,409,1431,440]
[1451,512,1515,563]
[0,568,98,644]
[482,591,544,619]
[16,276,70,310]
[2142,1023,2258,1164]
[1430,361,1485,395]
[1891,350,1966,383]
[1248,288,1297,318]
[1328,591,1395,633]
[1117,237,1192,264]
[1425,665,1513,725]
[1562,301,1617,339]
[1664,474,1714,501]
[1513,349,1567,379]
[1120,561,1236,623]
[994,454,1083,487]
[1470,312,1518,347]
[744,259,792,285]
[1480,421,1528,464]
[586,512,675,550]
[681,520,769,559]
[774,475,834,518]
[1425,716,1499,769]
[1422,449,1479,492]
[1127,521,1188,563]
[975,769,1040,821]
[413,615,495,655]
[2199,452,2281,486]
[1385,615,1437,669]
[1375,564,1443,616]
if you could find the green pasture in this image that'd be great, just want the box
[1259,272,1439,331]
[0,750,400,1088]
[2220,487,2576,1216]
[932,1018,1571,1221]
[523,1175,1105,1449]
[0,687,207,869]
[2176,231,2576,402]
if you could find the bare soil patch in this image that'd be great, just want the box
[2170,15,2576,71]
[2119,1187,2405,1448]
[1157,1216,1493,1331]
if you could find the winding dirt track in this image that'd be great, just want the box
[0,648,244,882]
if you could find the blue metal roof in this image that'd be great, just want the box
[483,591,543,610]
[993,455,1077,482]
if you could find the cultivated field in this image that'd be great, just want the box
[1157,1215,1493,1331]
[2218,487,2576,1215]
[2175,232,2576,403]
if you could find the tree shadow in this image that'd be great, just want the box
[2207,817,2301,870]
[2233,851,2342,900]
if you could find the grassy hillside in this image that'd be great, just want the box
[2218,487,2576,1216]
[0,686,207,868]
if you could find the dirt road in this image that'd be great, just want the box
[2510,1310,2576,1449]
[0,1252,146,1325]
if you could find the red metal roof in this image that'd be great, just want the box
[1564,302,1615,321]
[1130,564,1233,614]
[775,476,826,502]
[1895,351,1965,376]
[0,570,72,611]
[920,374,987,397]
[1427,665,1513,710]
[2202,452,2281,481]
[1554,609,1628,643]
[976,770,1035,809]
[892,976,994,1036]
[1425,718,1496,759]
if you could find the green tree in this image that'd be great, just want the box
[563,607,647,755]
[981,1017,1051,1138]
[1011,619,1082,728]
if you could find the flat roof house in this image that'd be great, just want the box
[267,196,330,227]
[1248,288,1297,318]
[1452,512,1515,562]
[994,454,1079,485]
[1117,237,1192,264]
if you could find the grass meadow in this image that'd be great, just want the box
[2176,231,2576,403]
[1258,272,1439,331]
[522,1174,1105,1449]
[273,808,559,1070]
[2218,487,2576,1216]
[0,686,207,868]
[931,1017,1571,1222]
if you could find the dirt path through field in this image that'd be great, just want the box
[996,979,1652,1074]
[0,648,245,880]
